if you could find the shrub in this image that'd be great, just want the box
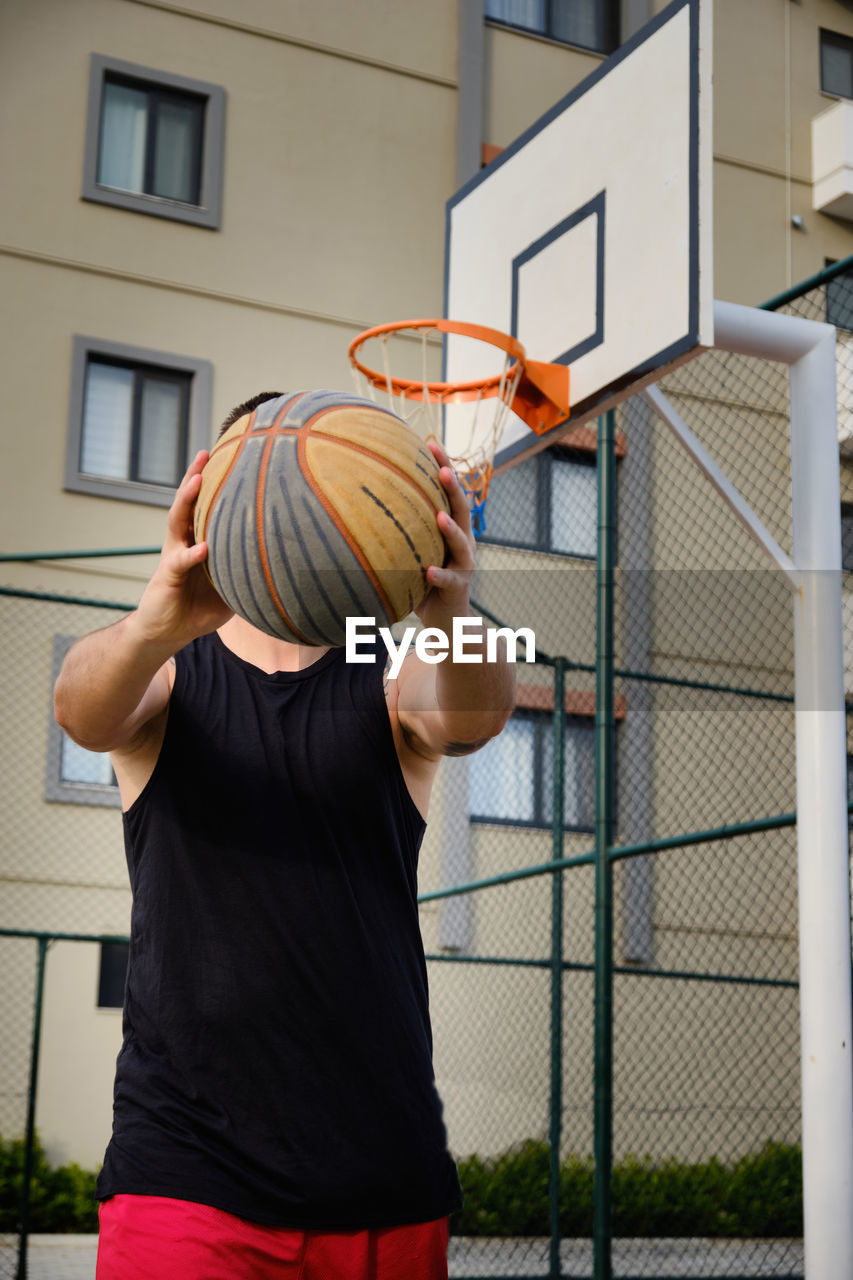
[0,1131,803,1239]
[0,1134,99,1233]
[453,1140,802,1239]
[724,1142,803,1238]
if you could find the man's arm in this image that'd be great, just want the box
[54,452,233,753]
[393,442,516,762]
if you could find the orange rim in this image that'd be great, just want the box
[348,318,527,404]
[348,318,571,434]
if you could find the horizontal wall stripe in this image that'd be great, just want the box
[123,0,457,89]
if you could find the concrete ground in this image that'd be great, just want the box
[1,1234,805,1279]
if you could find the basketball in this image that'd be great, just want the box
[193,390,451,645]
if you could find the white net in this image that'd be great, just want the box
[349,321,526,534]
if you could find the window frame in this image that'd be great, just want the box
[820,28,853,100]
[45,636,122,808]
[484,0,620,56]
[481,445,604,559]
[469,706,598,833]
[65,335,212,507]
[82,53,226,229]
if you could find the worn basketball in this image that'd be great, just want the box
[193,390,451,645]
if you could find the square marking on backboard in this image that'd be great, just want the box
[511,192,605,368]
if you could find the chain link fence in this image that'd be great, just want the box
[3,263,853,1278]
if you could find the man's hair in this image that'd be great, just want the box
[217,391,285,440]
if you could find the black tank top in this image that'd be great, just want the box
[97,633,461,1228]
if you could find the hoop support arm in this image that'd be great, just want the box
[515,360,571,434]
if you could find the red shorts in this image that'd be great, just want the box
[96,1194,449,1280]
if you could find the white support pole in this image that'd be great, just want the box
[788,331,853,1280]
[711,301,853,1280]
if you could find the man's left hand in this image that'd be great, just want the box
[416,440,477,631]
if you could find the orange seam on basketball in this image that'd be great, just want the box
[256,430,312,644]
[265,394,304,435]
[305,435,448,580]
[296,428,397,624]
[303,418,448,520]
[206,396,301,464]
[203,396,299,547]
[199,408,259,544]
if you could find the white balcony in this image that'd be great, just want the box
[813,98,853,221]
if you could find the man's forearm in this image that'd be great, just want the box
[54,452,233,752]
[433,625,516,750]
[53,611,175,751]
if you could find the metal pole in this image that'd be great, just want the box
[618,397,655,966]
[549,656,566,1280]
[710,300,853,1280]
[788,329,853,1280]
[16,936,49,1280]
[593,410,616,1280]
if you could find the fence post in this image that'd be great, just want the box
[549,655,566,1280]
[16,935,49,1280]
[593,411,617,1280]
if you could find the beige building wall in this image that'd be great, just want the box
[36,944,125,1171]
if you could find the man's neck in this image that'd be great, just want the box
[217,615,331,673]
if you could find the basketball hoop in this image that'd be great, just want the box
[348,318,570,536]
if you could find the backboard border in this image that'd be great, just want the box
[444,0,707,457]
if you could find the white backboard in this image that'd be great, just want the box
[444,0,713,469]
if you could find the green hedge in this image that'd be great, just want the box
[0,1135,98,1233]
[0,1132,802,1239]
[453,1139,802,1238]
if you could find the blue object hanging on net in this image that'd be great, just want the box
[470,490,487,539]
[459,472,487,539]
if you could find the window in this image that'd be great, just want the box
[82,54,225,228]
[485,0,619,55]
[826,262,853,331]
[821,30,853,99]
[842,504,853,571]
[65,336,212,506]
[469,710,596,830]
[98,942,130,1009]
[45,637,122,807]
[483,447,599,557]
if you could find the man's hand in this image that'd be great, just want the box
[54,452,232,753]
[134,451,233,648]
[394,441,514,763]
[415,441,477,633]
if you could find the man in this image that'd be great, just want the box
[54,393,516,1280]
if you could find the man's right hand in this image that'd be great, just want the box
[134,451,234,649]
[54,451,233,754]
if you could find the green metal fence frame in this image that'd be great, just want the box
[1,578,812,1280]
[0,930,130,1280]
